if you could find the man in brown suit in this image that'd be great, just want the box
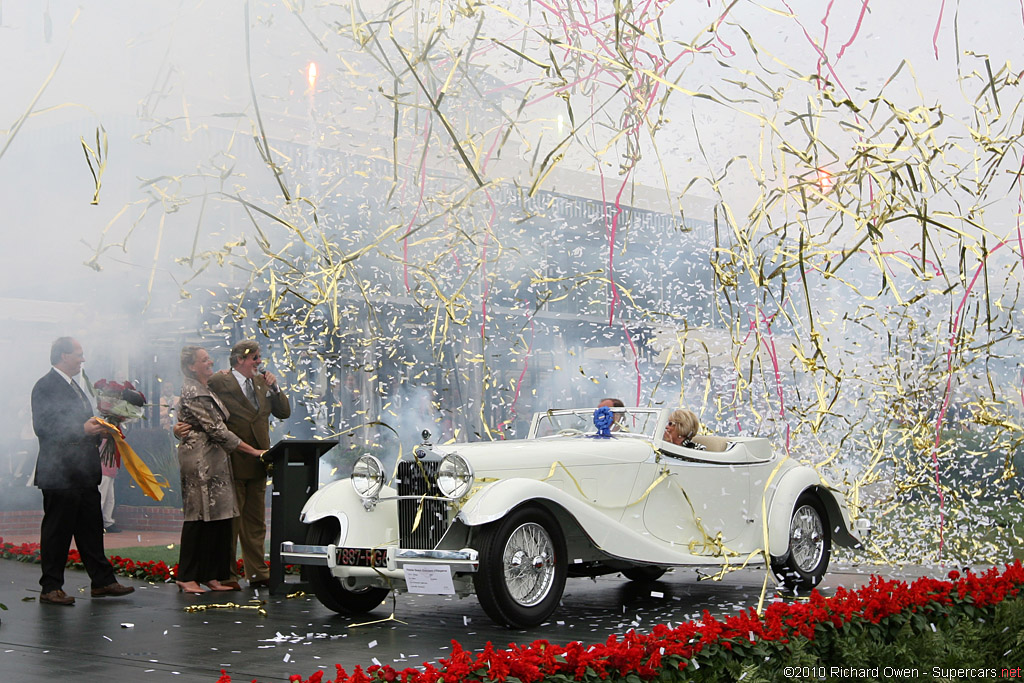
[205,340,290,587]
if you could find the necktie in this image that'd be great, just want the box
[245,378,259,408]
[71,379,93,412]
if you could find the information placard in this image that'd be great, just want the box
[402,564,456,595]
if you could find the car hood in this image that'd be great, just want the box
[432,435,656,476]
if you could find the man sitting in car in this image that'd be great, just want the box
[597,397,626,431]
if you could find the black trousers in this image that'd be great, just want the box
[177,518,234,583]
[39,487,116,592]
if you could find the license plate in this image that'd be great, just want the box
[336,547,388,567]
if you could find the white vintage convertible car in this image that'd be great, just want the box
[281,407,865,628]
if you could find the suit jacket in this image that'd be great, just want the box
[208,371,291,479]
[31,368,102,489]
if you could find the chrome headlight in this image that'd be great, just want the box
[436,453,474,499]
[351,455,385,499]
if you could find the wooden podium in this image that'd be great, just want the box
[262,439,338,594]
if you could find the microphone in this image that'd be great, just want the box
[262,370,279,394]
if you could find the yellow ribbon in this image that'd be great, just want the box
[756,453,792,615]
[538,457,750,566]
[538,449,668,509]
[96,418,170,502]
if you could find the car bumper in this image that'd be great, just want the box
[280,542,479,573]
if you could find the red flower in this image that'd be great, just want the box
[2,536,1021,683]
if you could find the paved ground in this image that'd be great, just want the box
[0,544,947,683]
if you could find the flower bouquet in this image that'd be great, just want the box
[93,379,146,467]
[91,379,167,501]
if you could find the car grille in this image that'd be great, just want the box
[396,460,449,550]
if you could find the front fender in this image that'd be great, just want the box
[765,468,859,557]
[300,479,399,547]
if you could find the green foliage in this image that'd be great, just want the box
[588,598,1023,683]
[668,598,1024,682]
[105,543,179,566]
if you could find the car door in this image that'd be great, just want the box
[640,454,754,551]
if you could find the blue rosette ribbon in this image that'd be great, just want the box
[593,406,614,437]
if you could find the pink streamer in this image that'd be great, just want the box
[817,0,838,84]
[734,305,790,451]
[479,192,497,342]
[836,0,871,60]
[932,0,947,59]
[932,240,1008,561]
[480,124,505,174]
[497,313,535,439]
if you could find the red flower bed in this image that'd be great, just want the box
[1,536,177,582]
[208,561,1024,683]
[0,536,290,583]
[3,535,1020,682]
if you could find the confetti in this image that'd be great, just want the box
[72,0,1024,572]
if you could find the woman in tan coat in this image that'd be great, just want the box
[175,346,264,593]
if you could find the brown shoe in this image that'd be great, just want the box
[219,581,242,591]
[91,582,134,597]
[40,589,75,605]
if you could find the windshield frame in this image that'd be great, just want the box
[527,407,667,440]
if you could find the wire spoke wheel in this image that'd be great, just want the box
[790,504,825,572]
[770,492,831,591]
[502,522,556,607]
[473,505,567,628]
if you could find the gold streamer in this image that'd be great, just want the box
[184,601,267,616]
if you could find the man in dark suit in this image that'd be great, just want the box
[31,337,134,605]
[208,340,291,588]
